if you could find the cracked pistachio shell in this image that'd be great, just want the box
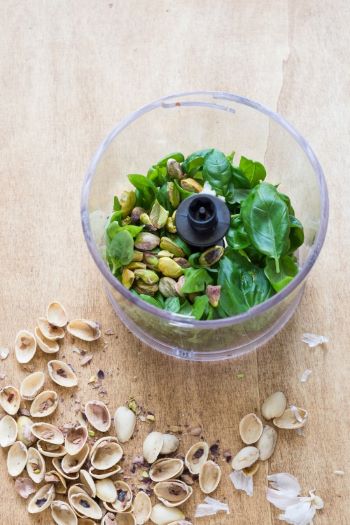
[150,200,169,229]
[111,481,133,512]
[32,422,64,445]
[167,159,184,180]
[167,182,180,208]
[150,503,185,525]
[273,406,308,429]
[90,436,123,470]
[51,500,78,525]
[71,492,102,520]
[185,441,209,475]
[95,478,117,503]
[159,277,178,298]
[28,483,55,514]
[67,319,101,342]
[17,416,36,447]
[143,431,164,464]
[159,237,185,257]
[45,470,67,494]
[62,443,90,474]
[37,317,65,340]
[88,464,121,480]
[85,400,111,432]
[114,406,136,443]
[160,434,180,455]
[150,458,184,482]
[48,360,78,388]
[30,390,59,418]
[120,190,136,218]
[158,257,183,278]
[134,232,160,251]
[47,302,68,328]
[0,415,18,447]
[7,441,28,476]
[27,446,46,483]
[20,371,45,400]
[0,385,21,415]
[261,391,287,420]
[199,245,224,267]
[154,480,192,507]
[180,178,203,192]
[15,329,37,363]
[122,268,135,289]
[134,269,160,285]
[79,469,96,498]
[103,513,136,525]
[35,326,60,354]
[39,441,66,458]
[199,460,222,494]
[256,425,278,461]
[239,413,263,445]
[52,457,79,480]
[206,285,221,307]
[65,425,88,455]
[231,446,259,471]
[133,491,152,524]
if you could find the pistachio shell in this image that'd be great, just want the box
[239,413,263,445]
[39,441,67,458]
[256,425,278,461]
[77,520,96,525]
[231,446,259,470]
[180,178,203,192]
[15,329,37,363]
[88,464,122,479]
[149,458,184,482]
[199,460,222,494]
[79,469,96,498]
[30,390,59,417]
[95,478,117,503]
[0,385,21,415]
[52,457,79,480]
[261,392,287,420]
[133,491,152,524]
[167,159,184,180]
[28,483,55,513]
[35,326,60,354]
[158,257,183,279]
[150,200,169,229]
[102,513,136,525]
[159,237,185,257]
[20,371,45,400]
[71,492,102,520]
[134,232,160,251]
[111,481,133,512]
[51,500,78,525]
[0,415,17,447]
[32,422,64,445]
[199,245,224,267]
[154,480,192,507]
[273,406,308,429]
[61,443,90,474]
[7,441,28,476]
[160,434,180,455]
[114,406,136,443]
[37,317,65,340]
[185,441,209,475]
[48,360,78,388]
[47,302,68,327]
[90,436,123,470]
[45,470,67,494]
[14,476,36,499]
[67,319,101,342]
[150,503,185,525]
[85,400,111,432]
[27,446,46,483]
[17,416,36,446]
[65,425,88,455]
[143,431,164,464]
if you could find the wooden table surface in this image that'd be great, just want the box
[0,1,349,523]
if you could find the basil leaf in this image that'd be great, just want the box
[241,267,273,307]
[128,174,157,209]
[181,268,213,294]
[157,182,174,213]
[192,295,209,320]
[147,165,167,186]
[279,192,295,215]
[164,297,181,313]
[264,255,298,292]
[289,216,304,252]
[178,300,193,316]
[157,152,184,167]
[108,230,134,265]
[107,222,143,240]
[113,196,121,211]
[182,149,213,176]
[231,166,251,189]
[170,235,191,257]
[239,156,266,187]
[203,149,232,192]
[139,294,163,308]
[240,182,290,272]
[226,215,250,250]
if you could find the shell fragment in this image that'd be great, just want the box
[0,415,18,447]
[30,390,59,417]
[15,330,37,363]
[185,441,209,475]
[199,460,222,494]
[67,319,101,341]
[239,413,263,444]
[114,406,136,443]
[47,302,68,327]
[85,400,111,432]
[231,446,259,471]
[48,360,78,388]
[261,392,287,420]
[20,371,45,400]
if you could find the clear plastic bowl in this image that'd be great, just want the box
[81,91,328,361]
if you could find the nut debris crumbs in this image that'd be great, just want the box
[333,470,345,476]
[104,328,115,335]
[80,354,93,366]
[237,373,245,379]
[195,496,230,517]
[300,369,312,383]
[0,347,9,360]
[97,369,105,380]
[302,333,329,348]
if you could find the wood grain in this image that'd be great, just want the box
[0,1,349,523]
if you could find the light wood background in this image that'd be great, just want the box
[0,1,349,523]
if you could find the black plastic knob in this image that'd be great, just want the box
[175,194,230,249]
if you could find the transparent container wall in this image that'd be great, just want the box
[85,93,325,360]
